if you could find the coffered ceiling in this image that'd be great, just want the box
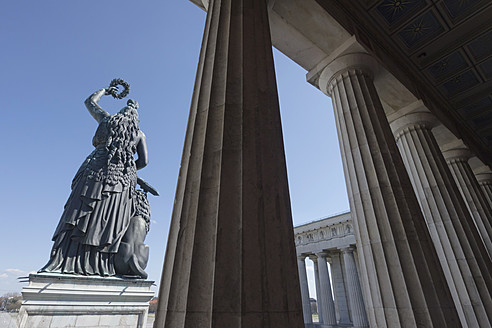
[315,0,492,165]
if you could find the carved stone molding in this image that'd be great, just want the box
[295,219,353,247]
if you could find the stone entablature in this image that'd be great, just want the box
[294,211,355,255]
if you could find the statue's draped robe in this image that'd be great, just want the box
[41,117,137,276]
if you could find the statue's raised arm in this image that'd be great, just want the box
[84,88,112,123]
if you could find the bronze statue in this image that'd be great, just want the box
[40,80,156,278]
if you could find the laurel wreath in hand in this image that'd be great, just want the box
[108,78,130,99]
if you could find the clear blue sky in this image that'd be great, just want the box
[0,1,348,295]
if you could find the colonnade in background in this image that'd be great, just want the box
[294,214,368,328]
[297,249,368,328]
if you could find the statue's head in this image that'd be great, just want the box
[127,99,139,110]
[119,99,139,119]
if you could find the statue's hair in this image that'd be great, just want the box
[105,106,139,170]
[134,189,151,232]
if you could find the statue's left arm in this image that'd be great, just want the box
[135,130,148,170]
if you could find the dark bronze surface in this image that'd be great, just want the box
[40,82,157,279]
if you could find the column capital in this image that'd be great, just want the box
[389,109,438,139]
[315,252,329,259]
[442,147,473,163]
[297,254,308,261]
[339,246,355,253]
[308,254,318,262]
[319,53,379,96]
[476,172,492,184]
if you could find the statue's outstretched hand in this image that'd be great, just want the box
[105,86,118,96]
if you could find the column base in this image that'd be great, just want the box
[17,273,154,328]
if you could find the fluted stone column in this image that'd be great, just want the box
[298,256,313,327]
[309,255,323,324]
[390,111,492,327]
[341,247,368,328]
[329,252,350,324]
[443,148,492,257]
[316,253,337,328]
[318,53,459,327]
[476,172,492,209]
[154,0,303,326]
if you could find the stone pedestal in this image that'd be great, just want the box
[17,273,154,328]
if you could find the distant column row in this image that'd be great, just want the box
[297,247,368,328]
[389,110,492,326]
